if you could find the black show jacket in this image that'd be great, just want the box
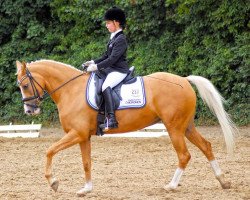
[94,31,129,75]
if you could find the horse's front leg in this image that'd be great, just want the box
[76,139,92,197]
[45,130,83,192]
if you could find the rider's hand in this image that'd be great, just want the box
[87,64,98,72]
[83,60,94,67]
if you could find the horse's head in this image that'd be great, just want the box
[16,61,46,115]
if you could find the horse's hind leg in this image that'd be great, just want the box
[185,123,231,189]
[164,127,191,190]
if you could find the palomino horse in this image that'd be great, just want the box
[16,60,236,196]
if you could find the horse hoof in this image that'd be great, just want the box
[51,179,59,192]
[163,184,177,192]
[222,181,231,189]
[76,187,91,197]
[216,174,231,189]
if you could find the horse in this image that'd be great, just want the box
[15,60,236,196]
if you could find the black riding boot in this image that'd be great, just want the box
[99,87,118,131]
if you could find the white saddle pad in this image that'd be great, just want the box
[86,73,146,110]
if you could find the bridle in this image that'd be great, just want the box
[17,68,84,108]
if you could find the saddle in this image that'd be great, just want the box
[86,67,146,135]
[94,66,136,110]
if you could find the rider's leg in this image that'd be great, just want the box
[101,86,118,130]
[101,71,127,91]
[101,71,127,131]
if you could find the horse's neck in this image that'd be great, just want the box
[31,61,86,104]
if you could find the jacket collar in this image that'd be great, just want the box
[109,31,123,43]
[110,29,122,39]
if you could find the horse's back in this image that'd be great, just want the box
[142,72,196,120]
[143,72,195,97]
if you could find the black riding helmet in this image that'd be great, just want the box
[104,7,126,29]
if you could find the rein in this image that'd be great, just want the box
[43,73,85,99]
[18,68,85,104]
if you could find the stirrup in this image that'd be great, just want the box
[100,117,118,131]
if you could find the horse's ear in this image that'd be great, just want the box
[16,60,26,75]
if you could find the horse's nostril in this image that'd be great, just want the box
[26,110,32,114]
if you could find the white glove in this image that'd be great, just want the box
[84,60,95,66]
[87,64,98,72]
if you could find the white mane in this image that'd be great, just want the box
[29,59,82,72]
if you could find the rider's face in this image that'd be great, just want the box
[105,20,120,33]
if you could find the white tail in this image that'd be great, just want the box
[186,75,237,154]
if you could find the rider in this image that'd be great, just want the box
[83,7,129,131]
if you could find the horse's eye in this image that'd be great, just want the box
[23,84,29,90]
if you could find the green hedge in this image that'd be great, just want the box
[0,0,249,125]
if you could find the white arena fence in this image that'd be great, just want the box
[0,123,167,138]
[0,122,42,138]
[104,123,168,137]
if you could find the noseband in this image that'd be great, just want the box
[17,68,84,108]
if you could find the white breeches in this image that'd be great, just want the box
[102,71,127,92]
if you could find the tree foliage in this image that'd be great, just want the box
[0,0,249,125]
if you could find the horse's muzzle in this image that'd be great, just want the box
[25,107,41,115]
[24,102,41,115]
